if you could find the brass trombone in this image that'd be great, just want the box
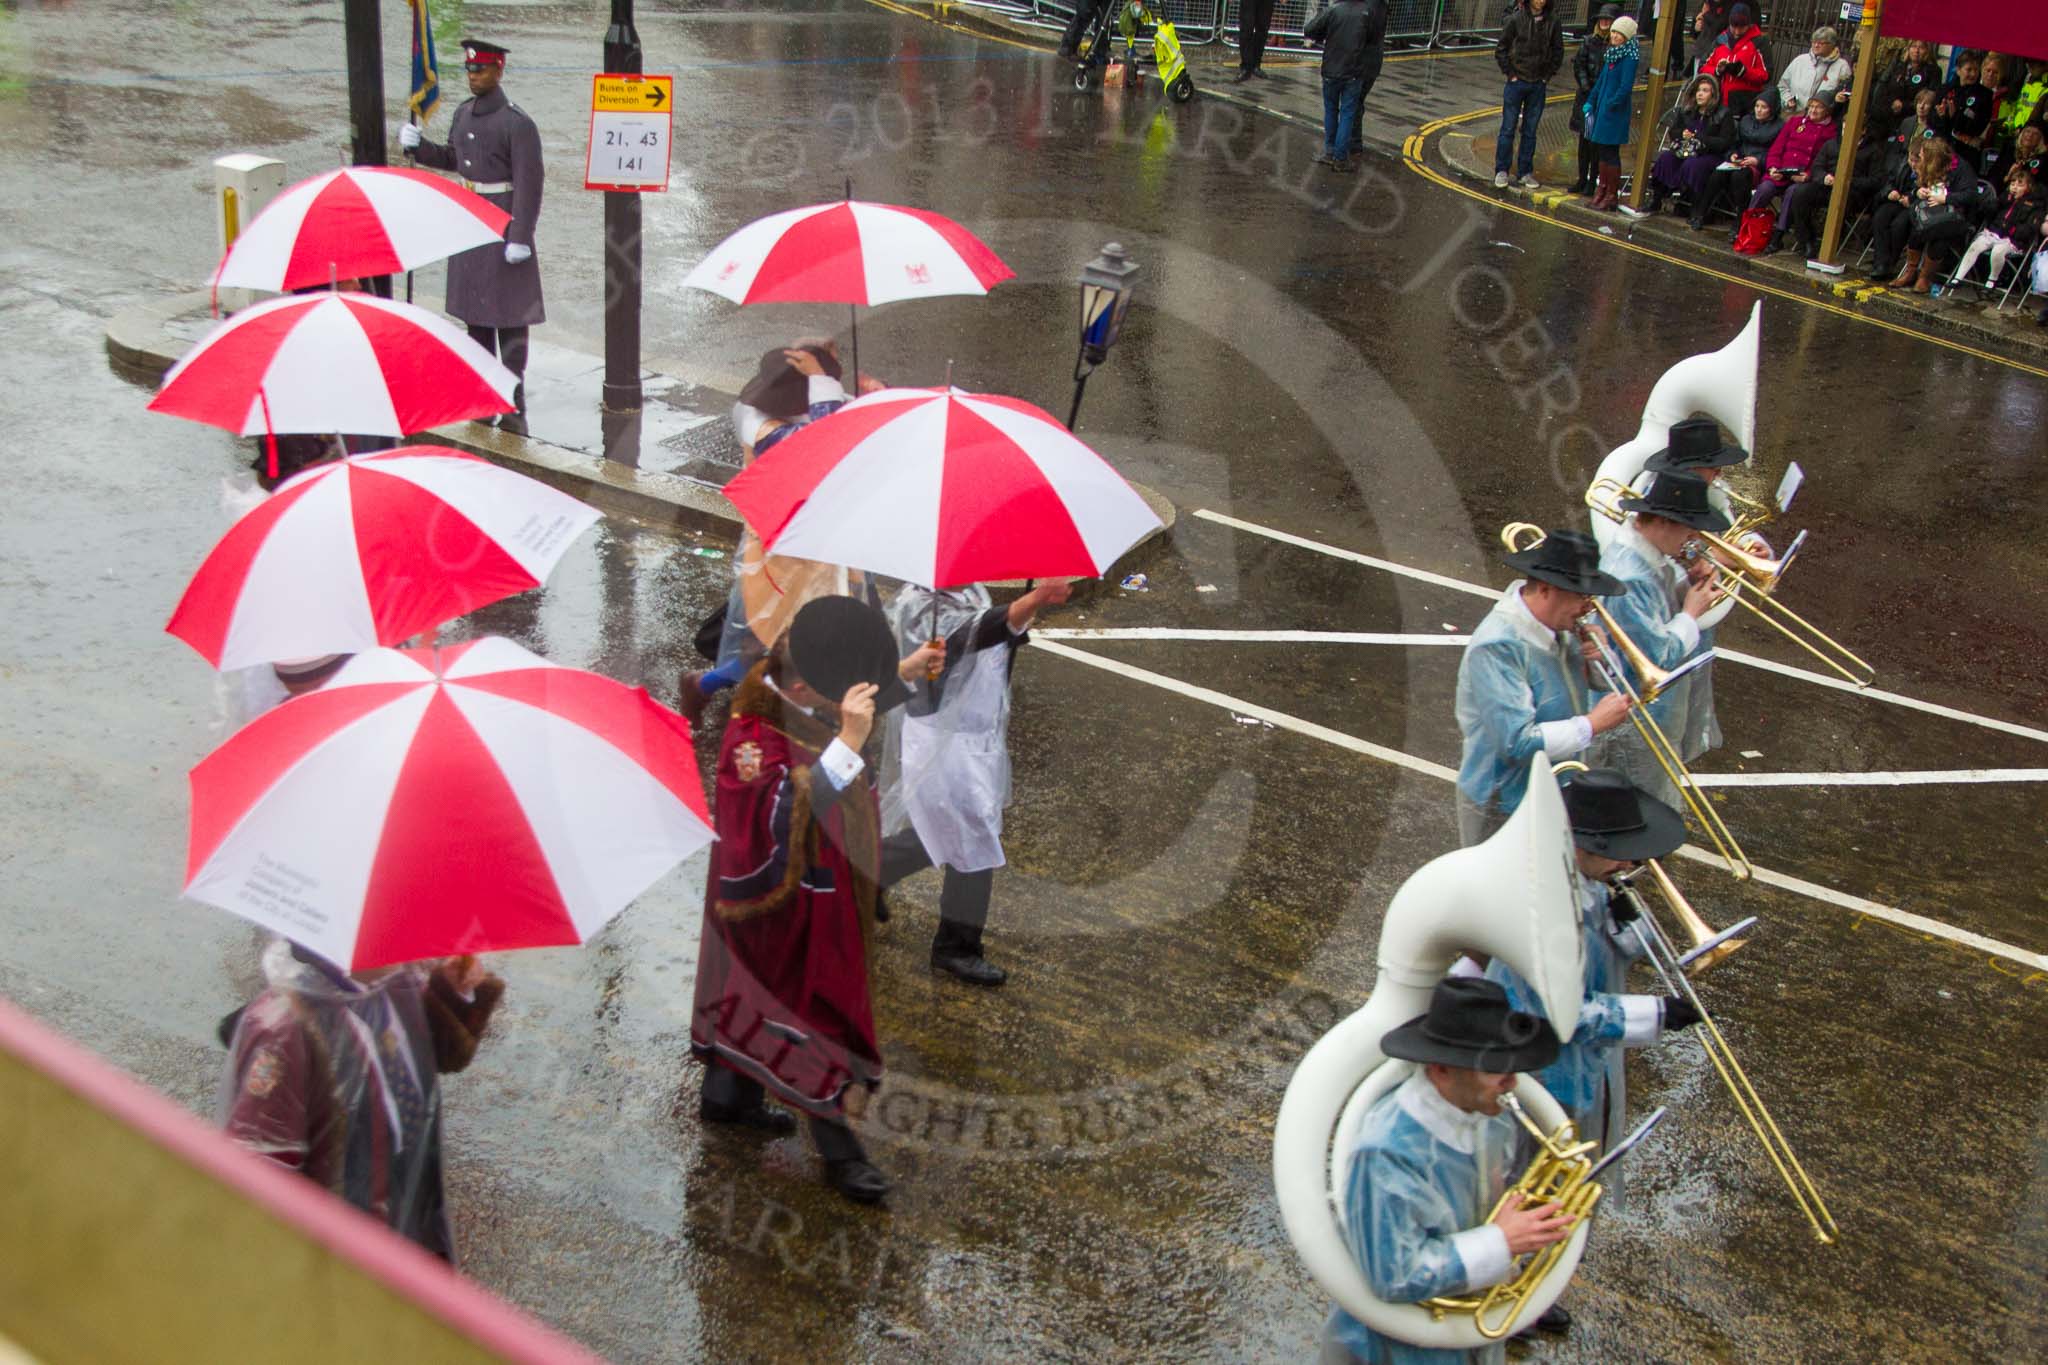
[1584,478,1875,689]
[1611,861,1840,1244]
[1501,523,1752,881]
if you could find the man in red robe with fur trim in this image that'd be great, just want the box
[690,595,936,1204]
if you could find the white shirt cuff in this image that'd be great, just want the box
[1538,715,1593,759]
[1451,1225,1514,1291]
[808,374,848,406]
[1448,956,1487,980]
[1621,994,1663,1046]
[818,738,864,790]
[1669,613,1702,655]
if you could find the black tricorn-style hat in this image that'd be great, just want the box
[1561,767,1687,861]
[1382,978,1560,1073]
[463,40,509,65]
[1501,528,1625,596]
[1619,471,1733,534]
[738,344,845,421]
[786,595,911,714]
[1646,417,1749,474]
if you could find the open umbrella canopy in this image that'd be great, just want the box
[167,447,600,670]
[184,638,714,973]
[683,199,1013,306]
[722,386,1162,587]
[212,165,511,294]
[148,292,517,437]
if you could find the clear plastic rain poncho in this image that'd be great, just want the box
[1326,1073,1517,1365]
[880,584,1015,874]
[218,939,452,1258]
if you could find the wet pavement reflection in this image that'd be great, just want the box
[1,1,2045,1360]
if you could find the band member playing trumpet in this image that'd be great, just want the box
[1455,530,1633,847]
[1591,473,1728,808]
[1325,979,1575,1365]
[1641,418,1751,760]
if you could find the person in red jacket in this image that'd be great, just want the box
[1746,96,1838,252]
[1706,4,1769,109]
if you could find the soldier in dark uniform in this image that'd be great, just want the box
[400,39,545,433]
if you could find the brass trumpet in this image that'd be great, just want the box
[1500,523,1752,881]
[1424,1095,1603,1340]
[1584,478,1875,688]
[1612,861,1840,1244]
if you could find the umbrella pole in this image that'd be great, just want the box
[405,111,417,304]
[844,178,858,387]
[258,387,279,483]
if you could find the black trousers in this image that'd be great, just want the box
[1238,0,1277,73]
[1061,0,1109,54]
[465,323,530,409]
[1869,198,1913,270]
[1694,164,1756,227]
[700,1064,867,1163]
[880,829,995,956]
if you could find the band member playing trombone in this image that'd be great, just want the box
[1485,769,1700,1171]
[1591,473,1727,809]
[1641,418,1750,760]
[1325,979,1574,1365]
[1455,531,1634,847]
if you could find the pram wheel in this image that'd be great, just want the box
[1073,67,1093,91]
[1169,73,1194,103]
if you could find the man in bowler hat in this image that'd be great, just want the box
[1455,529,1634,847]
[1324,978,1577,1364]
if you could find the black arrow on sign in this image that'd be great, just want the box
[647,84,666,107]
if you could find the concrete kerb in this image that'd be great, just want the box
[102,290,1178,579]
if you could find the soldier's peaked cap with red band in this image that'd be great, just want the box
[464,41,508,66]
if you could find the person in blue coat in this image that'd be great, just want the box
[1583,15,1641,209]
[1324,978,1576,1364]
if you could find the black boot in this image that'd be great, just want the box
[498,382,528,436]
[930,868,1004,985]
[1648,184,1669,212]
[811,1116,888,1204]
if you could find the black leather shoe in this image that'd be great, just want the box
[1232,69,1252,84]
[497,411,529,437]
[700,1098,797,1136]
[931,951,1007,986]
[1531,1304,1572,1334]
[1248,67,1269,80]
[824,1157,889,1203]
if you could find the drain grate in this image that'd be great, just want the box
[658,419,745,469]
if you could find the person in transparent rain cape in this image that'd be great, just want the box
[1324,978,1574,1365]
[1486,768,1700,1206]
[219,939,502,1260]
[879,579,1071,986]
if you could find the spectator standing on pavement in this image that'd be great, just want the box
[1689,0,1733,78]
[1778,27,1852,113]
[1493,0,1566,190]
[1568,6,1620,196]
[1704,5,1769,111]
[1057,0,1110,61]
[400,40,544,436]
[1235,0,1279,84]
[1583,16,1641,212]
[1305,0,1389,173]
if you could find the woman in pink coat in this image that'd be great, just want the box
[1746,96,1837,252]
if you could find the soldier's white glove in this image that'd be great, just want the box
[504,242,533,265]
[397,122,422,151]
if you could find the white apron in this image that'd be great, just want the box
[884,585,1014,874]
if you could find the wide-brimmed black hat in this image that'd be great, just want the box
[1382,978,1561,1074]
[1619,471,1732,533]
[1561,767,1686,861]
[786,595,911,714]
[1646,417,1748,474]
[739,344,843,420]
[1501,528,1625,596]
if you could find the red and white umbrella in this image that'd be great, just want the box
[211,166,511,294]
[723,386,1162,587]
[167,448,601,670]
[148,292,517,438]
[683,198,1013,306]
[184,638,714,972]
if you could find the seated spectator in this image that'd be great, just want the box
[2007,124,2047,184]
[1940,52,1996,171]
[1705,5,1769,109]
[1868,137,1978,292]
[1888,86,1945,166]
[1782,120,1886,260]
[1745,95,1837,252]
[1648,74,1736,213]
[1778,26,1851,113]
[1950,165,2045,291]
[1691,88,1781,230]
[1879,39,1942,128]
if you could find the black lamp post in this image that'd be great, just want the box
[1067,242,1139,432]
[601,0,644,466]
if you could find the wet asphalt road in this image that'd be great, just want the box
[2,1,2046,1361]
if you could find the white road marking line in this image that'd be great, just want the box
[1030,638,2048,974]
[1035,628,1472,646]
[1028,639,1457,781]
[1693,769,2048,788]
[1194,508,2048,747]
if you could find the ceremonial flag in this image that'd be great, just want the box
[407,0,441,125]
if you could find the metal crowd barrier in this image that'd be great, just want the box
[980,0,1612,53]
[1021,0,1226,47]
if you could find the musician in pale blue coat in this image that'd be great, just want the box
[1454,530,1634,847]
[1641,418,1752,761]
[1324,979,1575,1365]
[1591,473,1726,807]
